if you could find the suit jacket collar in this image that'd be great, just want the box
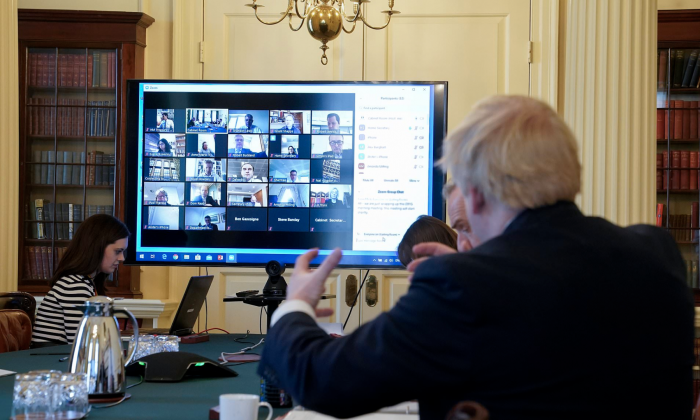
[503,200,582,235]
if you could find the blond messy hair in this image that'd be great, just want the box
[439,95,581,210]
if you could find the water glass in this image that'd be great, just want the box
[155,335,180,353]
[130,334,155,359]
[53,373,89,419]
[11,372,55,418]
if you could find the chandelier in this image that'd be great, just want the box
[245,0,399,65]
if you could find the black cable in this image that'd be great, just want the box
[343,269,371,330]
[234,330,254,345]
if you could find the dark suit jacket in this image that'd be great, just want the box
[322,150,352,159]
[258,201,694,420]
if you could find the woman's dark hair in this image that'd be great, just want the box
[397,215,458,267]
[50,214,130,295]
[159,138,172,153]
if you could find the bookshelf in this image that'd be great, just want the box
[17,9,154,298]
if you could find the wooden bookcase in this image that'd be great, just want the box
[17,9,154,298]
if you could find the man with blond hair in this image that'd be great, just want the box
[257,96,694,420]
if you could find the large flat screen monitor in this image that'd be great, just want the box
[124,80,447,268]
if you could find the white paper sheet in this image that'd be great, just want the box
[0,369,16,377]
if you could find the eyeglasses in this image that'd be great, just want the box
[329,141,344,146]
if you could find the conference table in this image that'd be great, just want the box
[0,334,290,419]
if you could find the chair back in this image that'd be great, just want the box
[446,401,489,420]
[0,292,36,327]
[0,309,32,353]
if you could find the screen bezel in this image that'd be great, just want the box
[124,79,448,269]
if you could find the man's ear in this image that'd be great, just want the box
[467,186,486,215]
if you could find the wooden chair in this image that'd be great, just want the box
[446,401,489,420]
[0,292,36,327]
[0,310,33,353]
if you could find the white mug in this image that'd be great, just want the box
[219,394,273,420]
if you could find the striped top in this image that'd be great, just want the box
[32,275,95,345]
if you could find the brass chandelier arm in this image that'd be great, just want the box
[288,14,305,31]
[252,2,293,26]
[340,1,362,23]
[360,12,393,30]
[342,20,357,34]
[294,0,310,20]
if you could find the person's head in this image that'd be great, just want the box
[329,135,344,154]
[204,215,211,225]
[251,194,258,203]
[200,185,209,199]
[158,139,171,152]
[327,113,340,130]
[201,141,209,151]
[290,170,298,182]
[440,95,581,243]
[288,146,295,154]
[397,215,457,267]
[235,135,245,149]
[204,160,214,175]
[161,113,168,121]
[443,180,479,252]
[241,163,254,180]
[284,114,295,128]
[330,188,339,200]
[155,188,168,203]
[51,214,130,295]
[245,114,254,128]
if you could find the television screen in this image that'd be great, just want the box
[125,81,447,268]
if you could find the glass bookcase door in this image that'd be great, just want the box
[656,47,700,291]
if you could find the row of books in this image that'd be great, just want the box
[656,151,700,190]
[656,100,699,140]
[28,199,114,240]
[655,202,699,241]
[27,98,116,137]
[31,151,115,186]
[27,51,117,88]
[658,49,700,89]
[23,246,67,280]
[684,260,699,289]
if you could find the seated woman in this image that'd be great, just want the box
[31,214,130,347]
[397,215,457,267]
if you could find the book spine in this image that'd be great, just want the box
[68,203,74,240]
[684,101,692,140]
[672,150,681,190]
[691,152,699,190]
[659,50,668,89]
[30,53,37,86]
[693,101,699,140]
[683,50,698,87]
[29,246,39,279]
[47,151,55,184]
[657,109,664,140]
[72,53,80,87]
[32,150,41,184]
[47,52,55,87]
[79,54,86,87]
[657,203,665,227]
[23,247,32,279]
[674,49,686,88]
[674,101,684,139]
[692,57,700,89]
[657,153,663,190]
[34,198,45,239]
[40,246,50,280]
[693,202,699,242]
[681,151,690,190]
[100,52,108,88]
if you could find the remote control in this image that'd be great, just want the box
[236,290,259,297]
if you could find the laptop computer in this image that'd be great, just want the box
[125,275,214,337]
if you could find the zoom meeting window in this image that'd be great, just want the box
[135,83,436,266]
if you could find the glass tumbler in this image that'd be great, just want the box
[130,334,155,360]
[155,335,179,353]
[11,372,56,419]
[52,373,89,420]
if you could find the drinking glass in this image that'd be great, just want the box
[11,372,55,419]
[155,335,179,353]
[52,373,89,420]
[130,334,155,359]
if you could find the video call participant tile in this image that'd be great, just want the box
[269,159,310,183]
[310,184,352,209]
[268,184,310,208]
[143,182,185,206]
[144,157,184,182]
[228,110,270,134]
[144,133,185,157]
[227,134,269,158]
[269,135,310,159]
[270,110,311,134]
[310,209,352,232]
[186,182,223,206]
[268,208,310,232]
[311,135,353,159]
[144,108,186,133]
[226,207,268,232]
[310,159,354,184]
[185,158,226,182]
[186,108,228,133]
[311,110,353,135]
[226,183,268,207]
[185,134,227,157]
[142,206,182,230]
[227,159,269,183]
[184,207,225,231]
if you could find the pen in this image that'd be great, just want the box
[29,353,70,356]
